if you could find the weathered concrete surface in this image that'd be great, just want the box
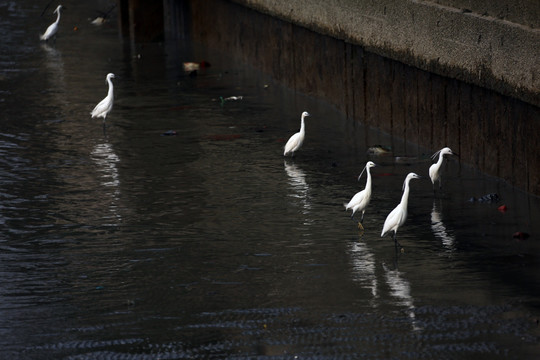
[232,0,540,107]
[177,0,540,195]
[432,0,539,28]
[117,0,164,42]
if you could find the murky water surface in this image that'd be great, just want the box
[1,2,539,359]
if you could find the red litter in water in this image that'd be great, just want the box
[512,232,530,240]
[498,205,507,213]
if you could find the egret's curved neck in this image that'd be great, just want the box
[299,115,306,134]
[106,77,114,99]
[55,10,61,24]
[400,179,411,208]
[436,152,445,166]
[365,167,373,190]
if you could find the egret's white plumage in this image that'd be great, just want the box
[381,172,421,248]
[91,73,116,122]
[345,161,377,229]
[429,147,456,190]
[283,111,310,157]
[40,5,63,41]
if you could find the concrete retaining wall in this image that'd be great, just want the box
[165,0,540,195]
[231,0,540,108]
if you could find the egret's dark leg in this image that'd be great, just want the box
[393,244,400,264]
[358,213,365,230]
[393,232,401,249]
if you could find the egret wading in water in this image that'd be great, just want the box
[345,161,377,230]
[91,73,116,130]
[40,5,64,41]
[381,172,421,249]
[429,147,457,191]
[283,111,310,157]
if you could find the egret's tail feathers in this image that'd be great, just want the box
[343,202,349,209]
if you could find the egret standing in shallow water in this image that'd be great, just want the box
[345,161,377,230]
[429,147,457,191]
[91,73,116,129]
[381,172,421,249]
[283,111,310,157]
[40,5,63,41]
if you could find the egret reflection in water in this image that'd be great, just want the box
[91,142,121,223]
[41,43,64,75]
[431,200,456,251]
[382,261,420,331]
[349,240,378,302]
[41,43,66,109]
[284,160,311,215]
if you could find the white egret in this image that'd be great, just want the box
[344,161,377,230]
[283,111,310,157]
[40,5,63,41]
[91,73,116,126]
[429,147,457,191]
[381,172,421,248]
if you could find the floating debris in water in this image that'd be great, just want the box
[219,96,243,106]
[183,61,211,72]
[513,232,530,240]
[90,16,107,25]
[161,130,177,136]
[468,193,500,203]
[223,96,243,101]
[90,4,116,26]
[498,205,507,213]
[367,145,391,155]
